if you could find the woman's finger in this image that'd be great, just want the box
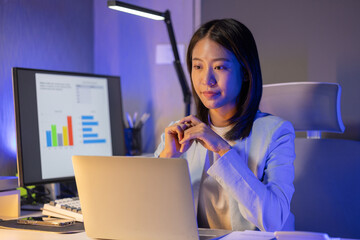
[178,122,193,140]
[179,115,202,125]
[166,123,183,134]
[179,123,204,144]
[179,139,193,153]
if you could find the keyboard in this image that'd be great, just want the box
[42,197,83,222]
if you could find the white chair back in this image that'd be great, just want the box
[259,82,345,138]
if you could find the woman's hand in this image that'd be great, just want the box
[159,121,194,158]
[178,115,232,157]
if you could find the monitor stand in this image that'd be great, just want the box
[44,183,60,201]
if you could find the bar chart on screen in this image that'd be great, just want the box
[34,73,113,179]
[81,115,107,144]
[45,116,74,147]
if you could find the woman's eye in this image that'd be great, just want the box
[215,65,227,70]
[193,65,201,69]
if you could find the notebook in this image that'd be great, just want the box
[72,155,231,240]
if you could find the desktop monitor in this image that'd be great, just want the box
[12,67,126,187]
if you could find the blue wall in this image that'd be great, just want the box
[93,0,194,154]
[0,0,94,175]
[93,0,155,153]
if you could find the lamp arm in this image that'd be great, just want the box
[164,10,192,116]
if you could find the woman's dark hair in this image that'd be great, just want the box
[186,18,262,140]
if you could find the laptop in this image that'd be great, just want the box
[72,155,231,240]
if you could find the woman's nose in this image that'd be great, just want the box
[202,68,216,86]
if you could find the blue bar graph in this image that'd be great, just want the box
[81,115,106,145]
[82,121,98,126]
[46,131,52,147]
[83,139,106,144]
[81,116,94,120]
[83,133,98,138]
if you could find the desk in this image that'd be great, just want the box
[1,228,359,240]
[1,211,358,240]
[0,229,90,239]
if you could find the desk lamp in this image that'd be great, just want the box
[108,0,192,116]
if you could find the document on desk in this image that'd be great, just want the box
[221,230,342,240]
[221,230,275,240]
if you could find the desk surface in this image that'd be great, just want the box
[1,211,358,240]
[0,228,90,239]
[1,228,359,240]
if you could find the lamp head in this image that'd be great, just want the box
[107,0,165,21]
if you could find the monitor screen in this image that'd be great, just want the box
[13,68,126,187]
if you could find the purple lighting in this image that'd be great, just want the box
[0,0,94,175]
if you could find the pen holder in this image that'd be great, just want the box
[124,128,142,156]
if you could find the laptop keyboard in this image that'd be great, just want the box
[42,197,83,222]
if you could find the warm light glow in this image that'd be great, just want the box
[108,5,165,21]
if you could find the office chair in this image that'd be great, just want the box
[259,82,345,138]
[259,82,360,239]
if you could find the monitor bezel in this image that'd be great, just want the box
[12,67,126,187]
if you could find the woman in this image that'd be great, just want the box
[154,19,295,232]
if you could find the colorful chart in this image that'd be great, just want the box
[35,73,112,180]
[45,116,74,147]
[81,115,106,144]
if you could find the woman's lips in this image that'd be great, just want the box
[202,91,220,99]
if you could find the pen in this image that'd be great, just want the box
[136,113,150,129]
[124,118,129,128]
[126,112,133,128]
[133,112,138,128]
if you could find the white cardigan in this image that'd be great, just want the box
[154,112,296,232]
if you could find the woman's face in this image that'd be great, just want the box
[191,37,243,115]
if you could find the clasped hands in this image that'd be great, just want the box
[159,115,231,158]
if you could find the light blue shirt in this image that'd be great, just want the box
[154,112,296,232]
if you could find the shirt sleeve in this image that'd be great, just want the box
[154,132,166,158]
[207,120,295,232]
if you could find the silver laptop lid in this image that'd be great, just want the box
[72,155,199,240]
